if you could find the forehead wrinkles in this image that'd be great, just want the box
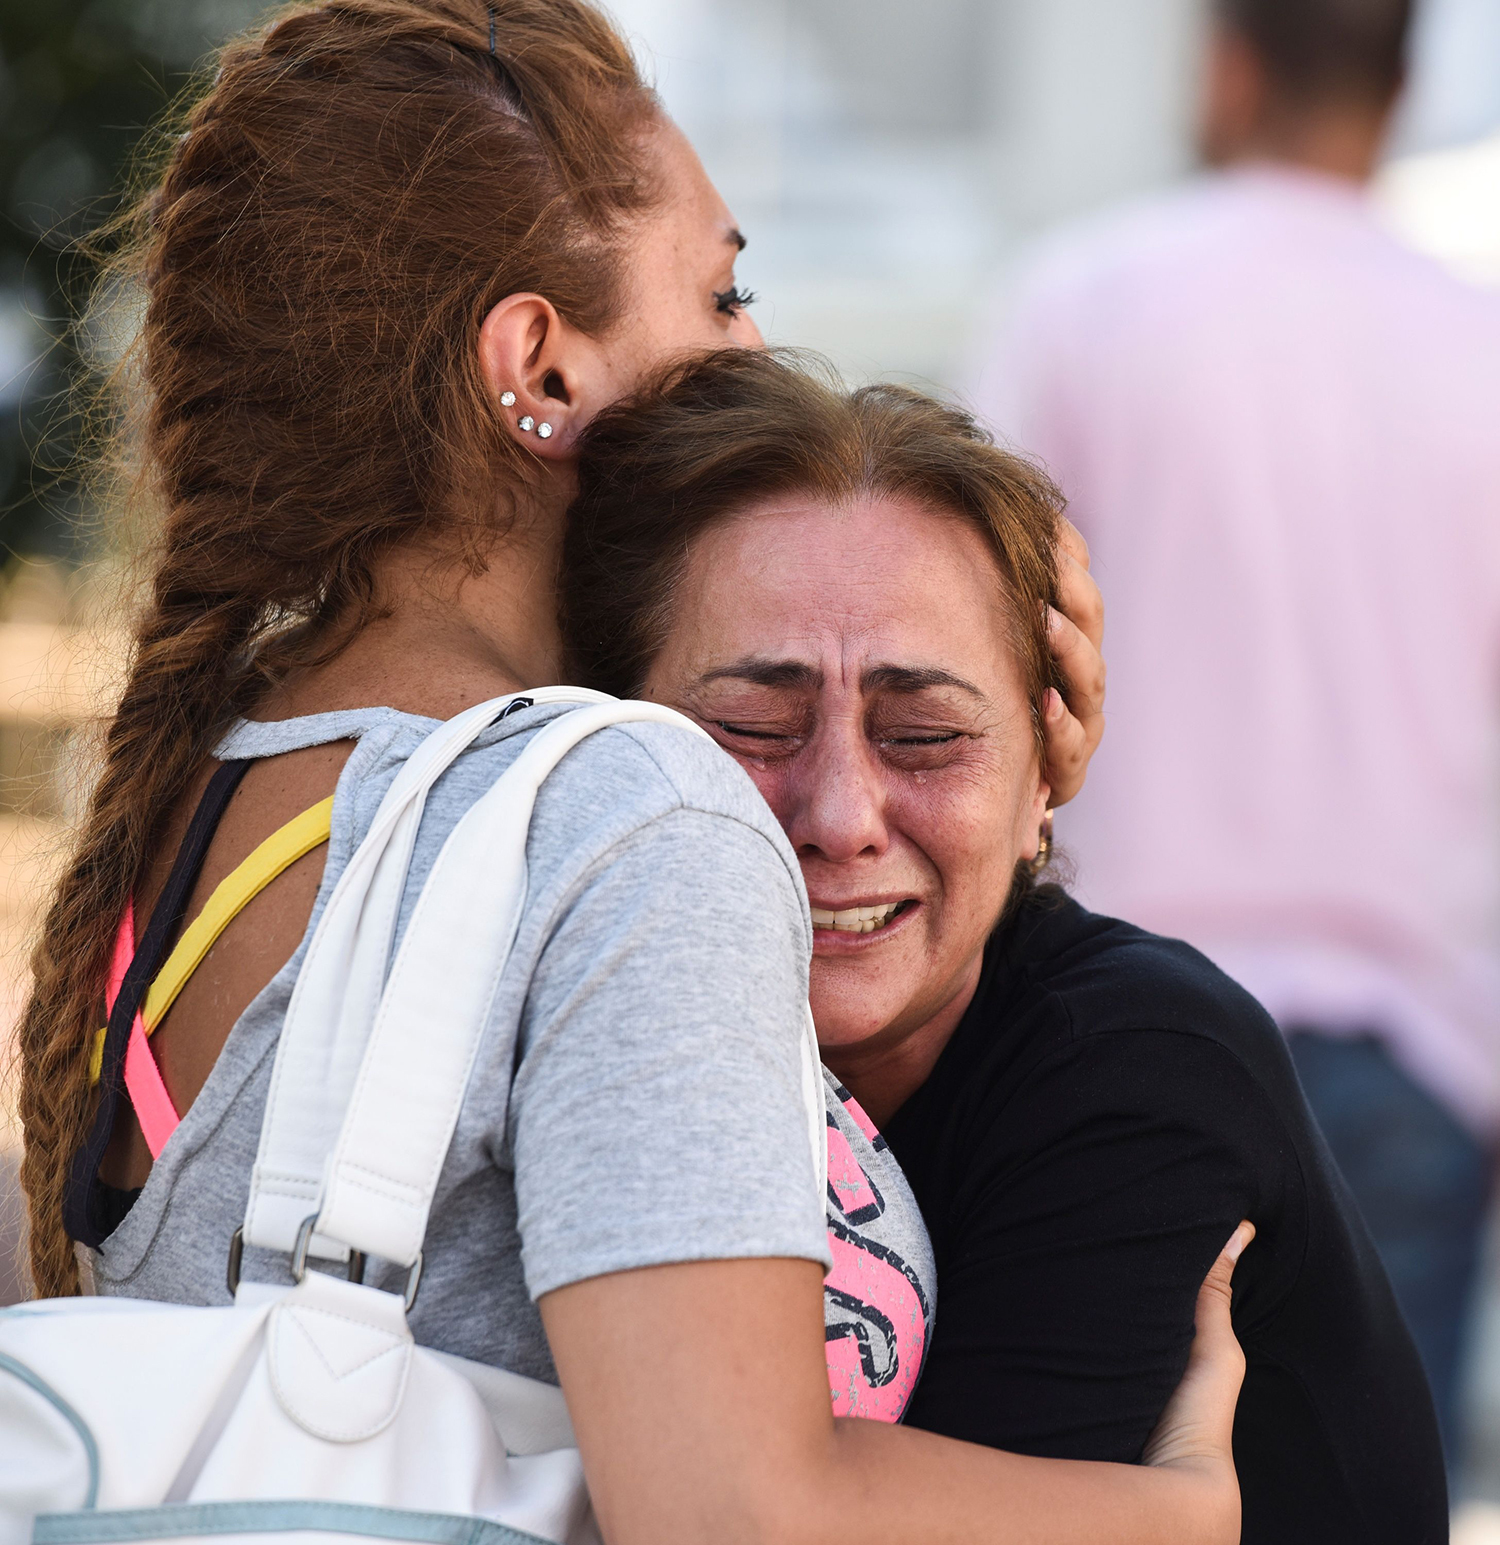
[684,499,1015,679]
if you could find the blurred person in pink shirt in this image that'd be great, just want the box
[975,0,1500,1468]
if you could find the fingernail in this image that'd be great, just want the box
[1046,605,1062,635]
[1045,688,1064,720]
[1225,1222,1255,1262]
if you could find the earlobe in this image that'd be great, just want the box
[1029,808,1054,876]
[1022,776,1052,872]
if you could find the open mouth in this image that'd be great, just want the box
[808,900,916,935]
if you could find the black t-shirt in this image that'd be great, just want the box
[884,890,1446,1545]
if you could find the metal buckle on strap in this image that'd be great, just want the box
[224,1216,423,1312]
[225,1220,379,1303]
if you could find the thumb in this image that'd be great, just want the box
[1142,1221,1255,1469]
[1197,1220,1254,1337]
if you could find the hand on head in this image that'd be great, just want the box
[1041,517,1105,807]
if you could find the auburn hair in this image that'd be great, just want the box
[561,348,1066,767]
[20,0,661,1297]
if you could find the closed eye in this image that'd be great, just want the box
[715,720,788,741]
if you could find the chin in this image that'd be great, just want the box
[807,994,896,1054]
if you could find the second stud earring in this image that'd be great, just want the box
[499,391,516,407]
[518,415,535,432]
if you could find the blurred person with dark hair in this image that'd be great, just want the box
[976,0,1500,1484]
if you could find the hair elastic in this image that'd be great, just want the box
[488,6,497,55]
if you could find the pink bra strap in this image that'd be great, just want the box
[106,905,181,1160]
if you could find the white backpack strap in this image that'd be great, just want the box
[241,689,612,1258]
[311,701,716,1266]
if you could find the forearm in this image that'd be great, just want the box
[805,1418,1234,1545]
[546,1259,1238,1545]
[804,1230,1249,1545]
[591,1416,1234,1545]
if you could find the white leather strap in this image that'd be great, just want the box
[244,689,827,1276]
[241,689,612,1257]
[313,701,715,1264]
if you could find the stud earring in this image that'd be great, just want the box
[537,423,553,439]
[499,391,516,408]
[518,415,535,432]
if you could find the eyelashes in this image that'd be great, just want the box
[713,284,759,316]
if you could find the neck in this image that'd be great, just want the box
[264,494,569,722]
[820,952,986,1129]
[1232,99,1392,184]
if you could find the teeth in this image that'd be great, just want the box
[810,902,904,933]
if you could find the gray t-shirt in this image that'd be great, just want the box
[93,702,933,1402]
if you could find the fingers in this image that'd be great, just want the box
[1047,602,1106,720]
[1187,1222,1254,1398]
[1140,1222,1254,1471]
[1197,1222,1255,1326]
[1042,602,1106,807]
[1057,516,1092,576]
[1044,524,1106,808]
[1041,689,1088,807]
[1055,537,1102,653]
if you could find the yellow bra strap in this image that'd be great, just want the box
[140,795,335,1033]
[88,796,334,1082]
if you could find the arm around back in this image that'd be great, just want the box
[542,1249,1245,1545]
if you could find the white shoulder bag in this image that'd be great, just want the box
[0,692,828,1545]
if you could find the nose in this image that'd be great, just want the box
[782,720,889,864]
[733,312,766,351]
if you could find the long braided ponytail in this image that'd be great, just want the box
[18,0,660,1297]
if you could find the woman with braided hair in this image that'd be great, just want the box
[14,3,1243,1540]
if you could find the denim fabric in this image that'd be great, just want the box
[1286,1029,1494,1468]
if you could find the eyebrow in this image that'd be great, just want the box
[861,665,985,699]
[701,658,816,690]
[698,658,985,699]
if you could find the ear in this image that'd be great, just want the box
[477,294,617,461]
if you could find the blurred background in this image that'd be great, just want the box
[2,0,1499,1525]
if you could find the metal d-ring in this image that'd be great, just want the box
[227,1215,419,1310]
[226,1219,367,1297]
[291,1214,367,1288]
[226,1227,244,1297]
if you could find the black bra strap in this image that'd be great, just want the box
[64,759,253,1247]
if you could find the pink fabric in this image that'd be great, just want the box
[823,1104,928,1421]
[976,165,1500,1136]
[105,905,181,1159]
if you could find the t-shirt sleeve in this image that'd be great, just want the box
[904,1028,1298,1461]
[508,806,831,1300]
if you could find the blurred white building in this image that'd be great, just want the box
[1378,0,1500,287]
[608,0,1207,382]
[609,0,1500,380]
